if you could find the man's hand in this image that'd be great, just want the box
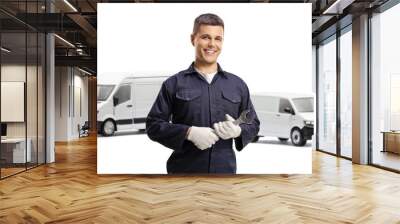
[213,114,242,140]
[187,126,219,150]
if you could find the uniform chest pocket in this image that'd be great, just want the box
[221,90,241,116]
[176,89,202,101]
[222,91,241,104]
[175,89,202,114]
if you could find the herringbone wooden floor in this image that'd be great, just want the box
[1,135,400,224]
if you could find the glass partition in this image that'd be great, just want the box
[1,31,28,177]
[317,35,337,155]
[0,1,46,179]
[371,3,400,171]
[339,27,352,158]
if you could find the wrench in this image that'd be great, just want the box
[232,109,253,125]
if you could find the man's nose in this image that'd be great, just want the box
[208,39,215,47]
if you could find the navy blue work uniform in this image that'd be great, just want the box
[146,63,260,174]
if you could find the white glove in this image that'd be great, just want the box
[187,126,219,150]
[213,114,242,140]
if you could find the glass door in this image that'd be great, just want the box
[339,27,352,158]
[370,3,400,171]
[317,35,337,155]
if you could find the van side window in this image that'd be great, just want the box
[252,96,279,112]
[279,98,293,113]
[114,85,131,105]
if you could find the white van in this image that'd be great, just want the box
[97,75,168,136]
[251,92,314,146]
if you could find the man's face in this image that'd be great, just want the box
[191,25,224,65]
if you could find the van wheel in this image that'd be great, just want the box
[252,136,260,142]
[278,138,288,142]
[102,120,116,136]
[291,128,306,146]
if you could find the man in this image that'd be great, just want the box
[146,13,260,174]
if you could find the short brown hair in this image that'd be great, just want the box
[193,13,224,35]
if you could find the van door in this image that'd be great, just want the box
[113,84,134,131]
[253,95,279,136]
[276,98,294,138]
[132,79,165,130]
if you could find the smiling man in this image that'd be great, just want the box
[146,13,260,174]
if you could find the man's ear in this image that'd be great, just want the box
[190,34,195,46]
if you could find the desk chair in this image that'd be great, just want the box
[79,121,90,138]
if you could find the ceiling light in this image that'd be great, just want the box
[54,34,75,48]
[78,67,92,76]
[63,0,78,12]
[1,47,11,53]
[323,0,355,15]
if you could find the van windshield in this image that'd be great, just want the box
[97,85,115,101]
[292,97,314,113]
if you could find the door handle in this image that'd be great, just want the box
[127,105,133,108]
[276,114,280,117]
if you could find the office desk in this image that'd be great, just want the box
[1,138,31,164]
[381,131,400,154]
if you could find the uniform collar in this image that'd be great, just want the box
[183,62,227,79]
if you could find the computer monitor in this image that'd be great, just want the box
[1,123,7,137]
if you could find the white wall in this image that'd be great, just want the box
[55,66,69,141]
[1,63,46,163]
[1,65,27,141]
[55,67,89,141]
[1,65,37,138]
[72,72,89,138]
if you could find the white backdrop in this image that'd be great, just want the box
[97,3,312,174]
